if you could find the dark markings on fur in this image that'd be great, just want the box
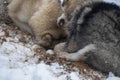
[64,2,120,76]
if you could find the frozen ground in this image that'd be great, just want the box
[0,0,120,80]
[0,23,106,80]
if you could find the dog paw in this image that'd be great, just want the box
[35,33,53,48]
[54,42,66,53]
[41,33,52,43]
[57,52,69,59]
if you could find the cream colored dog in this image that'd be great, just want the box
[8,0,66,48]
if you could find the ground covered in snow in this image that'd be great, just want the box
[0,21,106,80]
[0,0,120,80]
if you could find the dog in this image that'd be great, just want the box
[57,0,102,27]
[55,2,120,76]
[8,0,66,48]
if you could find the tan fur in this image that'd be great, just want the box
[8,0,43,34]
[8,0,66,48]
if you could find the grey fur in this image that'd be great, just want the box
[55,2,120,76]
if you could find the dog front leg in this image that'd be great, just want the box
[57,44,96,61]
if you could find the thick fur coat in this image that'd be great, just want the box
[55,2,120,76]
[8,0,101,48]
[8,0,66,48]
[57,0,102,25]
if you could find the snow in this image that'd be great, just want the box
[104,0,120,5]
[46,49,54,55]
[0,24,93,80]
[106,72,120,80]
[0,41,80,80]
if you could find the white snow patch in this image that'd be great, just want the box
[104,0,120,6]
[46,49,54,55]
[0,41,80,80]
[69,72,80,80]
[106,72,120,80]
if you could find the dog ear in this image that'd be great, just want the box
[76,7,92,32]
[77,7,92,24]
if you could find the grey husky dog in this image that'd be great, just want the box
[55,1,120,76]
